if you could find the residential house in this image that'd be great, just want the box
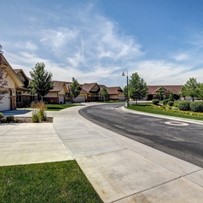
[14,69,33,107]
[44,81,70,104]
[0,53,23,111]
[147,85,183,100]
[74,83,101,102]
[107,86,125,101]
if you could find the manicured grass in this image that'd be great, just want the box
[128,103,203,121]
[46,104,77,111]
[0,161,102,203]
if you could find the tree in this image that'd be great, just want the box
[100,87,109,101]
[156,87,165,101]
[180,86,187,100]
[183,78,199,101]
[29,63,53,101]
[0,51,8,103]
[197,83,203,101]
[128,72,148,105]
[70,77,80,100]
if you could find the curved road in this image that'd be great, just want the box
[79,104,203,168]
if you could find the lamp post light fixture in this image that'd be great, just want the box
[122,69,129,107]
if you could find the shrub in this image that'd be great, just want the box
[167,101,174,106]
[31,101,47,121]
[163,99,169,105]
[6,116,15,122]
[178,101,190,111]
[32,110,41,123]
[152,99,159,105]
[0,112,3,120]
[190,101,203,112]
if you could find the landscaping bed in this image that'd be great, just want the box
[128,103,203,121]
[0,116,53,124]
[0,160,102,203]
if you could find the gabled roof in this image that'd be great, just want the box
[0,54,23,87]
[107,86,123,95]
[81,83,99,93]
[50,81,69,92]
[147,85,183,95]
[14,68,31,82]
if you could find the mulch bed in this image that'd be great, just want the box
[0,117,53,124]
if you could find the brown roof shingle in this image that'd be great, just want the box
[147,85,183,95]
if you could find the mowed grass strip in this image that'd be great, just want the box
[46,104,77,111]
[0,161,102,203]
[128,103,203,120]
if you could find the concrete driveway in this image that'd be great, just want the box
[0,112,72,166]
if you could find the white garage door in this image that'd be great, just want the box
[58,95,64,104]
[0,92,10,111]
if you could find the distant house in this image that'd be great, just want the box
[44,81,70,104]
[74,83,125,102]
[14,69,33,107]
[107,86,125,101]
[0,54,23,111]
[147,85,183,100]
[74,83,100,102]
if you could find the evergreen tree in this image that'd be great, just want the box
[70,77,80,100]
[29,63,53,101]
[128,72,148,105]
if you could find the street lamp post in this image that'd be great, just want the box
[122,69,129,107]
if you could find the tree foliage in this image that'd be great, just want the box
[0,53,8,102]
[29,63,53,101]
[182,78,199,101]
[70,77,80,99]
[100,87,109,101]
[156,87,166,101]
[128,72,148,104]
[197,83,203,101]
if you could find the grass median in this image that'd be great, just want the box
[46,104,77,111]
[0,160,102,203]
[128,103,203,121]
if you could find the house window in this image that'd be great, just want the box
[16,91,22,103]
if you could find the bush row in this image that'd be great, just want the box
[152,99,203,112]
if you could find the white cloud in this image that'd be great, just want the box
[171,52,191,61]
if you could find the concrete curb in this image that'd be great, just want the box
[121,106,203,125]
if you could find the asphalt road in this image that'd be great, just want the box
[79,104,203,168]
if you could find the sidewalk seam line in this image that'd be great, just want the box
[111,176,182,203]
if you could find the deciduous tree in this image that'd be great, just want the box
[183,78,199,101]
[128,72,148,105]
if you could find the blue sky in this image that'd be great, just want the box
[1,0,203,86]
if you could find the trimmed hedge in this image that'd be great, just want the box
[178,101,190,111]
[152,99,159,105]
[190,101,203,112]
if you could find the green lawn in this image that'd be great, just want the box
[46,104,77,111]
[0,161,102,203]
[128,103,203,121]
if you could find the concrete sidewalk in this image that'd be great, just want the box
[53,105,203,203]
